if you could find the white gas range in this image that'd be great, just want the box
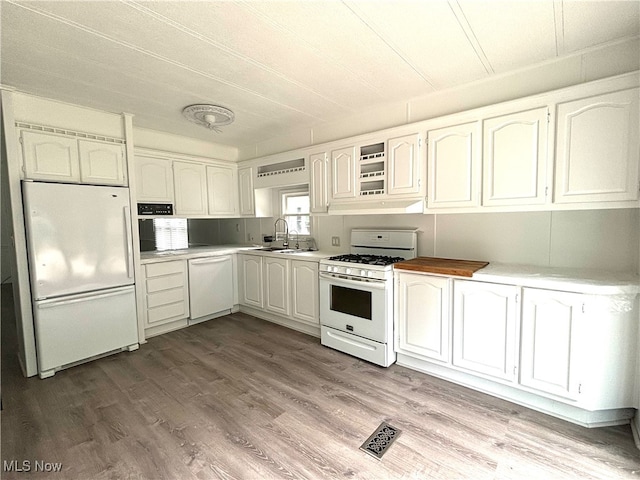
[319,229,417,367]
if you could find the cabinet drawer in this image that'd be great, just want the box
[146,274,184,293]
[145,261,184,278]
[147,288,185,308]
[148,302,187,324]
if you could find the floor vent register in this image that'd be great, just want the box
[359,422,401,459]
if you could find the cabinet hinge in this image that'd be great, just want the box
[581,303,585,314]
[578,383,582,394]
[544,186,548,197]
[515,293,519,303]
[547,110,551,123]
[18,136,23,144]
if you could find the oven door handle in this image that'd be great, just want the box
[319,272,388,290]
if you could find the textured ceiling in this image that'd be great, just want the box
[1,0,638,150]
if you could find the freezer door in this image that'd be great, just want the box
[23,182,134,299]
[34,285,138,377]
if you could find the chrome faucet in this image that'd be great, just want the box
[274,218,289,248]
[289,230,299,250]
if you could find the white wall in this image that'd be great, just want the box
[238,37,640,160]
[313,209,639,273]
[133,126,238,162]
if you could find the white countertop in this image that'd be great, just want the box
[472,263,640,295]
[140,245,331,264]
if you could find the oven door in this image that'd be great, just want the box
[319,272,391,343]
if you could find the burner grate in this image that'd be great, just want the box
[326,254,405,266]
[359,422,401,459]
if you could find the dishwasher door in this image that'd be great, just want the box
[188,255,234,320]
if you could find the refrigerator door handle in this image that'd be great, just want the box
[37,286,134,308]
[123,206,134,278]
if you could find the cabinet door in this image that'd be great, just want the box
[396,272,449,362]
[483,107,548,206]
[388,133,422,196]
[173,161,207,215]
[291,260,319,324]
[135,156,174,203]
[78,140,127,186]
[239,255,263,308]
[453,280,519,381]
[520,288,583,399]
[554,88,639,203]
[263,257,290,316]
[427,122,480,208]
[330,146,356,199]
[310,152,329,213]
[21,130,80,182]
[207,165,237,216]
[238,167,255,216]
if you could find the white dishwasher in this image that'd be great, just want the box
[188,255,234,321]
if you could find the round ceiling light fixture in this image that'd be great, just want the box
[182,104,235,133]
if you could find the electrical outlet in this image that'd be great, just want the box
[331,236,340,247]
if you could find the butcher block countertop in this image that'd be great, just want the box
[394,257,489,277]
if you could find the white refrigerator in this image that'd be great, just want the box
[22,181,139,378]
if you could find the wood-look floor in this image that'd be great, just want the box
[2,285,639,479]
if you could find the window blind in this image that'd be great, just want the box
[153,218,188,250]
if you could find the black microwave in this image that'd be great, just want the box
[137,203,173,216]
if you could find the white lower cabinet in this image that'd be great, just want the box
[143,260,190,330]
[263,257,290,316]
[239,254,319,332]
[291,260,319,325]
[395,272,449,362]
[520,288,583,399]
[452,280,519,382]
[239,254,264,308]
[394,270,639,427]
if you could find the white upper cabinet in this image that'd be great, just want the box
[135,156,174,203]
[22,130,80,182]
[238,167,255,216]
[173,161,207,216]
[520,288,583,400]
[482,107,549,206]
[78,140,126,186]
[309,152,329,213]
[427,122,480,209]
[452,280,519,382]
[330,146,357,199]
[206,165,237,216]
[554,88,639,204]
[21,130,126,186]
[387,133,422,196]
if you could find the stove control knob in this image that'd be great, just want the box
[345,268,352,275]
[367,271,373,277]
